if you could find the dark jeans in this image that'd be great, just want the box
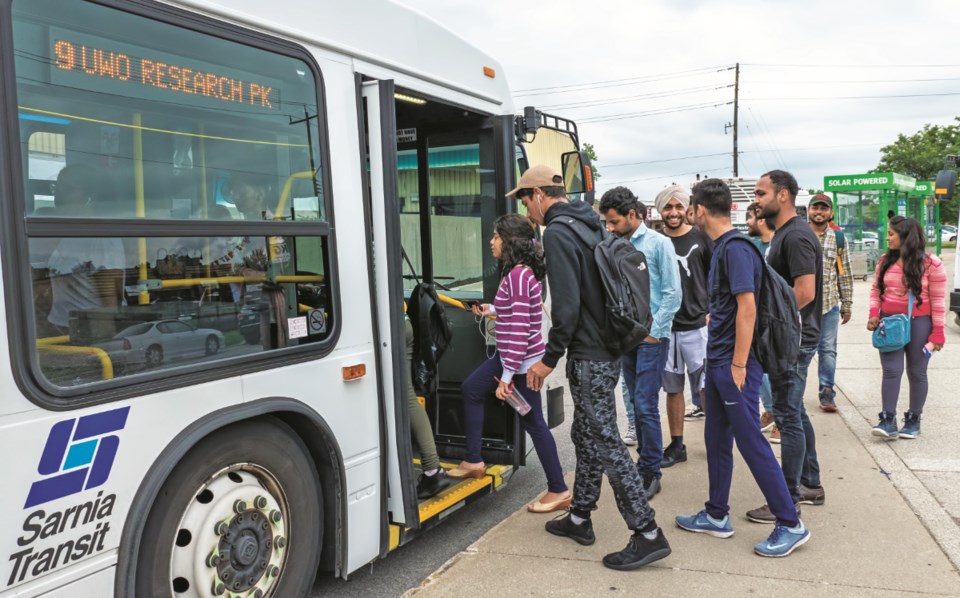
[704,361,799,527]
[461,355,567,493]
[567,358,653,530]
[771,345,821,503]
[622,339,669,479]
[879,315,933,415]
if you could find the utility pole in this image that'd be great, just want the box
[733,62,739,176]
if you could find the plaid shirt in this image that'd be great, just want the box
[817,227,853,314]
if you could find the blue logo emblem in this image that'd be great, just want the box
[25,406,130,508]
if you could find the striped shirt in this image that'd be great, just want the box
[492,266,545,382]
[869,254,948,345]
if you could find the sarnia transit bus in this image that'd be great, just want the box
[0,0,594,596]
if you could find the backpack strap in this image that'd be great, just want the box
[550,217,604,249]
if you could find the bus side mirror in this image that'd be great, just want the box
[562,150,594,203]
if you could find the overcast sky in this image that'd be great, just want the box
[398,0,959,201]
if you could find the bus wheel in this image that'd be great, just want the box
[135,419,322,597]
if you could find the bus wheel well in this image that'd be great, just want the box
[269,411,345,577]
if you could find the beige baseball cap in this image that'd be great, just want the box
[506,164,563,198]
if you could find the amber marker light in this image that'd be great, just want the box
[342,364,367,381]
[483,66,495,78]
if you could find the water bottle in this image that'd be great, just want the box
[495,377,531,415]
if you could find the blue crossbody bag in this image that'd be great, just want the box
[872,292,913,353]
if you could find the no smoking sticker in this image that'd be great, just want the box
[307,309,326,335]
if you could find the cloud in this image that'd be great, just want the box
[397,0,959,199]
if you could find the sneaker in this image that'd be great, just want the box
[798,484,825,506]
[684,406,705,421]
[675,510,734,538]
[416,470,450,500]
[746,502,800,524]
[819,388,838,412]
[899,411,921,439]
[760,411,776,432]
[872,411,899,440]
[769,425,781,444]
[545,513,596,546]
[642,474,661,500]
[754,521,811,557]
[602,528,672,571]
[661,444,687,468]
[622,423,637,446]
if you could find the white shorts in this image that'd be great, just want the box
[662,326,707,394]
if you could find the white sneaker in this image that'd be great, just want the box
[622,423,637,446]
[684,406,705,421]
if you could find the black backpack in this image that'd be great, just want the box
[552,218,652,354]
[714,235,800,376]
[407,283,453,397]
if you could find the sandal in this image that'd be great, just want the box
[447,463,486,479]
[527,493,572,513]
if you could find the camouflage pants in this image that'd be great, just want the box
[567,358,655,530]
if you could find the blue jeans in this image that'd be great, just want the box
[817,305,841,393]
[771,345,822,503]
[622,339,669,480]
[760,374,773,413]
[621,376,634,422]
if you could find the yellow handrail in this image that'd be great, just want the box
[154,274,324,289]
[37,343,115,380]
[273,171,317,221]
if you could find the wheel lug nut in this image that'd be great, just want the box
[214,521,228,535]
[233,499,247,513]
[254,590,264,598]
[254,495,268,509]
[275,536,286,549]
[206,550,219,567]
[268,565,280,578]
[211,580,226,595]
[269,510,282,523]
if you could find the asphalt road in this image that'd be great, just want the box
[311,366,579,597]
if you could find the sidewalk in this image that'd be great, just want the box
[409,254,960,596]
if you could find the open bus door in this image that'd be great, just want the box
[362,77,528,550]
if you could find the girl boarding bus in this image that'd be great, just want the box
[0,0,592,595]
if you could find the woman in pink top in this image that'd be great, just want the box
[448,215,570,513]
[867,217,947,439]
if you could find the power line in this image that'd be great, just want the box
[537,84,731,110]
[601,167,730,187]
[600,142,885,170]
[579,101,731,124]
[744,91,960,101]
[741,63,960,68]
[513,65,733,96]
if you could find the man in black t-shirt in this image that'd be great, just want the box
[655,185,713,467]
[749,170,825,522]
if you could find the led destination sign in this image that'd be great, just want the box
[49,30,282,112]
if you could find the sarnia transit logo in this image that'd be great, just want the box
[24,406,130,508]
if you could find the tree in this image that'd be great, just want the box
[872,117,960,224]
[583,142,600,182]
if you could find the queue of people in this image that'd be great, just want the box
[416,163,946,572]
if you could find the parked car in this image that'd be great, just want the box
[924,224,956,244]
[97,319,225,370]
[858,231,879,249]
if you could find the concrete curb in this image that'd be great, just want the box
[834,380,960,572]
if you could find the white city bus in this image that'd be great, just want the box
[0,1,590,595]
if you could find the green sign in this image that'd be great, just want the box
[909,181,935,196]
[823,172,916,193]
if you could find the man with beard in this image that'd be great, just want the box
[746,202,777,441]
[654,185,713,466]
[599,187,681,499]
[749,170,825,521]
[807,194,853,413]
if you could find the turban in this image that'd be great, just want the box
[654,184,690,215]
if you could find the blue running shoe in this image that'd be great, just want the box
[675,510,734,538]
[754,521,810,557]
[899,411,921,439]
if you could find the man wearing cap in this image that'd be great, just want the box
[516,166,672,571]
[807,194,853,413]
[598,186,681,499]
[656,185,713,467]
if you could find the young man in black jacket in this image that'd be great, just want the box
[514,164,671,571]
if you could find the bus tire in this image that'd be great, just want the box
[134,418,322,597]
